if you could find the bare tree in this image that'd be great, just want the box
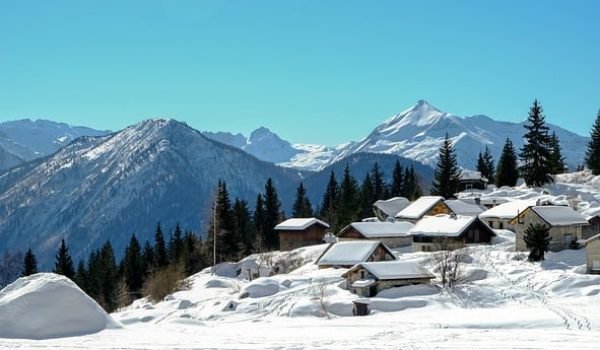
[311,279,330,319]
[432,238,468,289]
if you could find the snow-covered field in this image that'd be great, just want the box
[4,172,600,349]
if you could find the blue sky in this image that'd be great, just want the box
[1,0,599,144]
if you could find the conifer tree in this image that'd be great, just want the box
[142,241,154,274]
[548,131,565,174]
[430,134,461,199]
[21,248,38,277]
[523,223,552,262]
[519,99,554,186]
[75,259,88,291]
[336,164,360,229]
[97,241,118,312]
[233,198,255,256]
[182,231,203,274]
[153,223,169,268]
[390,160,404,197]
[477,146,495,181]
[370,162,386,201]
[586,110,600,175]
[292,182,313,217]
[53,239,75,280]
[495,138,519,187]
[319,171,339,228]
[359,173,375,219]
[263,178,282,250]
[122,234,144,298]
[253,194,266,246]
[169,223,184,263]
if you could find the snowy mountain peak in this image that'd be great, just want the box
[248,126,277,143]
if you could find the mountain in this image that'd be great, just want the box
[0,119,109,171]
[0,119,302,266]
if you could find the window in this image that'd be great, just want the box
[488,221,494,228]
[499,222,504,229]
[360,270,366,279]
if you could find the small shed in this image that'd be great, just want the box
[479,199,537,231]
[395,196,451,223]
[510,206,589,252]
[316,241,396,269]
[583,215,600,240]
[372,197,411,221]
[275,218,330,251]
[458,170,488,191]
[342,261,435,297]
[337,221,414,248]
[409,214,496,252]
[584,233,600,274]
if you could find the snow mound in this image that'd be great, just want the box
[0,273,120,340]
[239,278,280,298]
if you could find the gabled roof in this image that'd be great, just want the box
[459,170,488,182]
[340,221,414,238]
[444,200,486,217]
[395,196,445,220]
[409,214,492,238]
[317,241,395,266]
[274,218,330,231]
[479,200,537,220]
[373,197,411,218]
[510,206,588,226]
[343,261,435,280]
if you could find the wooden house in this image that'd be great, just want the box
[337,221,414,248]
[409,214,496,252]
[316,241,396,269]
[275,218,330,251]
[372,197,410,221]
[342,261,435,297]
[584,234,600,274]
[583,215,600,240]
[479,199,536,231]
[510,206,589,252]
[458,170,488,191]
[444,199,486,217]
[394,196,451,223]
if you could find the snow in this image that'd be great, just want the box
[0,273,120,340]
[395,196,444,220]
[317,241,394,267]
[409,214,477,237]
[274,218,330,231]
[479,199,538,219]
[351,279,376,288]
[373,197,410,218]
[346,221,413,237]
[445,199,486,216]
[349,260,435,280]
[239,278,280,298]
[460,170,487,181]
[531,206,589,226]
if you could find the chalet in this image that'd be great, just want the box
[342,261,435,297]
[583,215,600,239]
[372,197,410,221]
[409,214,496,252]
[584,234,600,274]
[458,170,488,191]
[511,206,589,252]
[444,199,486,217]
[316,241,396,269]
[479,200,537,231]
[275,218,330,251]
[337,221,414,248]
[395,196,450,223]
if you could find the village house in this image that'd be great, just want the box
[342,261,435,297]
[337,221,414,248]
[458,170,488,191]
[511,206,589,252]
[395,196,451,223]
[409,214,496,252]
[372,197,410,221]
[316,241,396,269]
[583,215,600,239]
[584,233,600,274]
[444,199,486,217]
[274,218,330,251]
[479,199,537,231]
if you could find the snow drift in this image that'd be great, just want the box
[0,273,121,339]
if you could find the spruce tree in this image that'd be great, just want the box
[359,173,375,219]
[53,239,75,280]
[390,160,404,197]
[75,259,88,291]
[292,182,313,217]
[22,248,38,277]
[154,222,169,268]
[477,146,495,181]
[336,164,360,229]
[430,134,461,199]
[370,162,386,201]
[548,131,565,174]
[519,99,554,186]
[97,241,118,312]
[476,151,486,179]
[253,194,266,247]
[319,171,339,228]
[586,110,600,175]
[233,198,255,256]
[142,241,154,275]
[216,181,238,261]
[263,178,282,250]
[122,234,144,298]
[523,223,552,262]
[495,138,519,187]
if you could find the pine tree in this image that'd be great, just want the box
[390,160,404,197]
[319,171,339,229]
[586,110,600,175]
[292,182,313,217]
[53,239,75,280]
[122,234,144,298]
[74,259,88,291]
[523,223,552,262]
[370,162,386,201]
[477,146,495,181]
[233,199,255,256]
[169,223,184,263]
[97,241,118,312]
[21,248,38,277]
[142,241,154,275]
[476,151,486,179]
[253,194,266,247]
[548,131,565,174]
[519,99,554,186]
[263,178,282,250]
[495,138,519,187]
[336,164,360,229]
[154,222,169,268]
[430,134,461,199]
[359,173,375,219]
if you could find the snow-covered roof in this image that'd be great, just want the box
[530,206,588,226]
[373,197,411,218]
[459,170,488,182]
[408,214,478,237]
[479,200,537,220]
[274,218,330,231]
[343,221,414,238]
[583,233,600,246]
[346,261,435,280]
[317,241,394,266]
[351,279,376,288]
[395,196,445,220]
[444,200,485,217]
